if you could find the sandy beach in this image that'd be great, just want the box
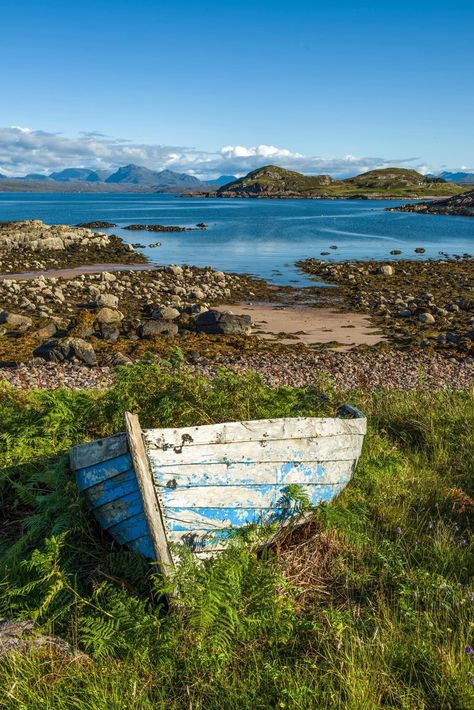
[216,302,383,348]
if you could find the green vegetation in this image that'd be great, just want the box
[217,165,464,198]
[0,359,473,708]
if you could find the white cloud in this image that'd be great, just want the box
[0,125,433,179]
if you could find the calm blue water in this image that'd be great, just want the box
[1,192,473,286]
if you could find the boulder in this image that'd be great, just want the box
[95,307,124,324]
[99,323,120,342]
[138,320,179,338]
[0,619,81,659]
[0,311,33,328]
[103,352,133,366]
[151,306,180,321]
[195,310,252,335]
[33,337,97,365]
[97,293,119,309]
[419,312,435,324]
[188,289,205,300]
[377,265,394,276]
[32,322,57,339]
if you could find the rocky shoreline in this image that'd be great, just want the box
[387,189,474,217]
[0,220,146,273]
[297,256,474,356]
[2,218,474,392]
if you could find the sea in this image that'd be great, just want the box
[0,192,473,286]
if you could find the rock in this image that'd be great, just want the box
[151,306,180,321]
[195,310,252,335]
[33,337,97,365]
[99,323,120,342]
[397,309,412,318]
[0,311,33,328]
[415,247,426,254]
[103,352,133,366]
[419,312,435,324]
[32,322,57,338]
[101,271,117,282]
[95,307,124,324]
[390,250,402,255]
[0,619,81,659]
[378,265,394,276]
[188,289,205,301]
[138,320,179,338]
[77,221,117,229]
[97,293,119,308]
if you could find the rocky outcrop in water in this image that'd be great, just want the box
[388,190,474,217]
[0,220,145,273]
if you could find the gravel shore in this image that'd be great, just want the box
[2,350,473,391]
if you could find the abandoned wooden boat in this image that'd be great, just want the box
[70,406,366,574]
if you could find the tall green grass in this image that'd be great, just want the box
[0,359,473,709]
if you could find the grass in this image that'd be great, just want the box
[0,358,473,709]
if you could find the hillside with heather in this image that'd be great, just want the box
[214,166,463,199]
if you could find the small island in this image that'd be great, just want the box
[185,165,464,200]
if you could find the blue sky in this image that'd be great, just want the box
[1,0,473,177]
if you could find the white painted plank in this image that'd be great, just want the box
[152,459,354,488]
[163,507,313,531]
[144,416,366,451]
[160,483,344,509]
[145,435,364,467]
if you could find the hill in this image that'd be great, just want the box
[217,166,339,197]
[345,167,445,190]
[388,188,474,217]
[215,165,463,199]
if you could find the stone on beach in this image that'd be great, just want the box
[419,312,435,324]
[33,337,97,365]
[138,320,179,338]
[195,309,252,335]
[378,265,394,276]
[0,311,32,328]
[95,307,124,324]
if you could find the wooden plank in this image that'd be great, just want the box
[75,454,134,492]
[160,482,343,509]
[125,412,175,577]
[163,501,343,531]
[70,432,128,470]
[151,459,354,488]
[145,435,364,467]
[144,415,366,451]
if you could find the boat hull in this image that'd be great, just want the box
[71,408,366,567]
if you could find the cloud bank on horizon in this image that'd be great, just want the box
[0,126,452,179]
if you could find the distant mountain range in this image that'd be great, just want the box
[438,171,474,185]
[0,164,236,193]
[0,162,470,196]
